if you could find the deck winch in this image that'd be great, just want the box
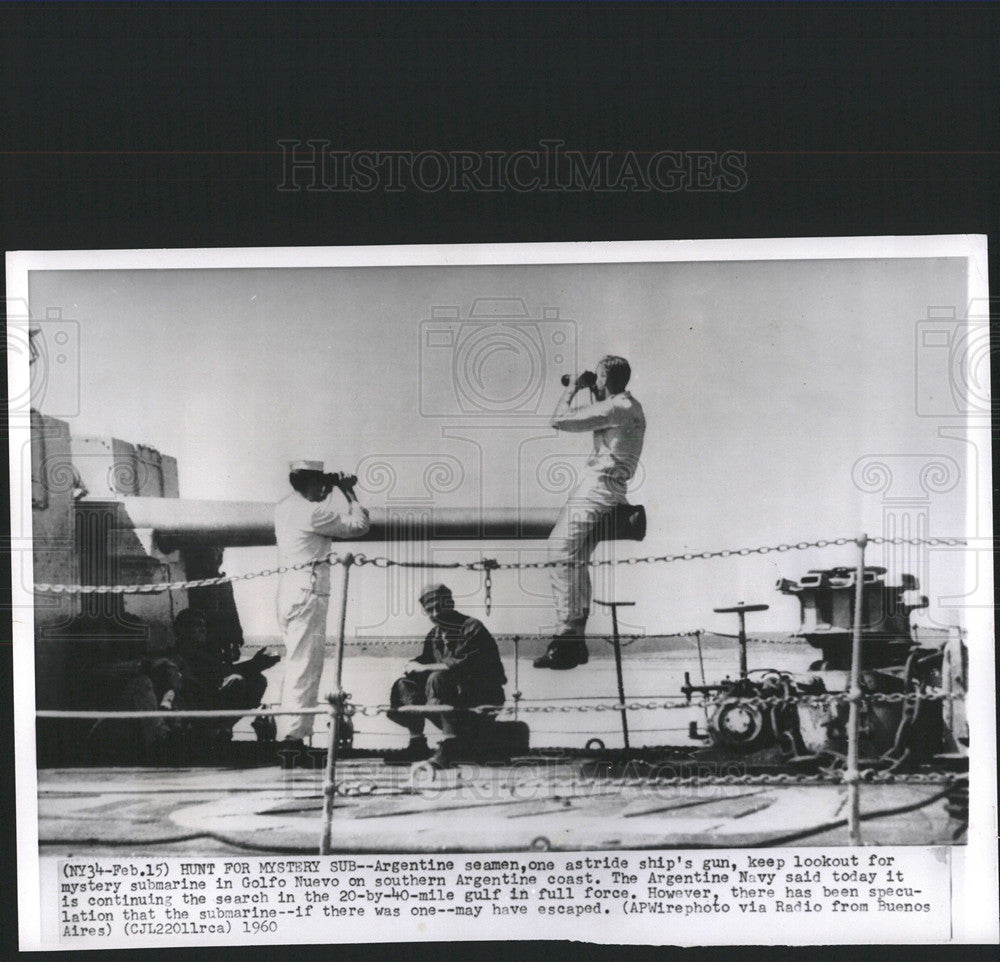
[684,567,956,767]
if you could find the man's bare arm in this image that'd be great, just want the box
[551,394,620,432]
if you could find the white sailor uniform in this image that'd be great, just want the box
[548,391,645,636]
[274,491,369,740]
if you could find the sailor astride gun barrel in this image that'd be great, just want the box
[537,355,645,670]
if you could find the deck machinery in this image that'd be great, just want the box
[682,567,966,770]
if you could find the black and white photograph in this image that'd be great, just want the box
[3,1,999,954]
[6,237,995,946]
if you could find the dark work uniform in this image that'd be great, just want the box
[174,640,269,734]
[388,610,506,742]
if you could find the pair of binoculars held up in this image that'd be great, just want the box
[561,371,597,389]
[323,472,357,489]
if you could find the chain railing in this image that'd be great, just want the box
[32,534,968,596]
[33,688,965,722]
[32,533,971,850]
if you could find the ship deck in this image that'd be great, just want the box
[33,639,967,856]
[36,754,965,856]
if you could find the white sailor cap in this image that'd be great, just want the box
[289,460,324,473]
[419,583,453,604]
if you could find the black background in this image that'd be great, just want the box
[2,2,997,960]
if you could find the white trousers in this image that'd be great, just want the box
[548,477,620,635]
[275,572,329,741]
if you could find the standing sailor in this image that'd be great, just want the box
[536,356,645,670]
[274,460,370,745]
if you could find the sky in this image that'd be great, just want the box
[26,244,980,640]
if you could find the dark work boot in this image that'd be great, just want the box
[397,736,432,761]
[276,738,306,767]
[252,714,277,742]
[429,737,457,769]
[533,637,586,670]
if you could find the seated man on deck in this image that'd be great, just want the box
[87,654,184,764]
[171,608,280,743]
[387,583,506,767]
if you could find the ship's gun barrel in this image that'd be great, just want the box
[119,498,646,550]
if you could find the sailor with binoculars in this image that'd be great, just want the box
[536,355,646,671]
[274,461,370,744]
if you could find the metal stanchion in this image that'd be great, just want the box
[512,635,521,721]
[321,553,354,855]
[595,599,634,753]
[694,629,707,686]
[847,534,867,845]
[713,603,769,678]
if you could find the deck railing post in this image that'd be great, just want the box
[512,635,521,721]
[847,533,868,845]
[595,599,635,754]
[321,553,354,855]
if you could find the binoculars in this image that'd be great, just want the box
[323,472,357,489]
[561,370,597,389]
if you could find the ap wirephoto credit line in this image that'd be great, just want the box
[7,237,996,948]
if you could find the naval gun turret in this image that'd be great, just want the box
[31,414,248,762]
